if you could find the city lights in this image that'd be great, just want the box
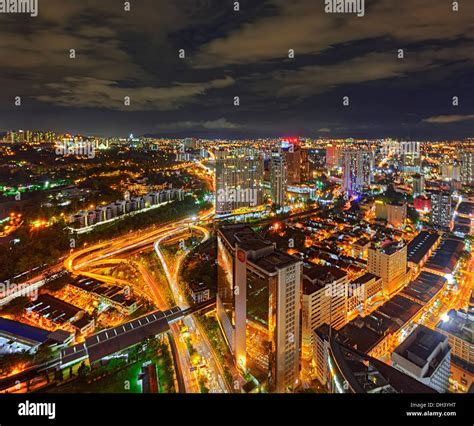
[0,2,471,425]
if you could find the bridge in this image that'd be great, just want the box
[59,298,216,367]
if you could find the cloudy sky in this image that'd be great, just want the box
[0,0,473,138]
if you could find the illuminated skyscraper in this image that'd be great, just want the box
[300,148,310,182]
[326,144,339,169]
[430,191,453,230]
[217,225,302,392]
[270,150,287,207]
[215,151,264,215]
[342,148,374,195]
[282,139,301,184]
[460,149,474,186]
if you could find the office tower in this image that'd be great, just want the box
[282,139,301,184]
[270,150,287,207]
[217,225,302,392]
[215,152,264,215]
[391,325,451,393]
[326,145,339,169]
[301,265,348,360]
[412,173,425,197]
[367,241,408,296]
[430,191,453,230]
[460,149,474,186]
[300,148,310,182]
[342,148,374,195]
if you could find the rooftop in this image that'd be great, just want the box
[372,240,406,256]
[338,294,423,354]
[329,338,436,394]
[351,272,379,286]
[252,249,299,274]
[26,294,82,324]
[457,201,474,217]
[304,264,347,284]
[0,317,50,344]
[393,325,448,369]
[436,309,473,344]
[424,238,464,275]
[407,231,440,265]
[400,271,447,305]
[219,224,300,274]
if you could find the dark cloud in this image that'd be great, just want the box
[423,115,474,124]
[0,0,472,138]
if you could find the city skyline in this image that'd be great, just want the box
[0,1,473,424]
[0,0,472,138]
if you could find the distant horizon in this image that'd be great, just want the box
[0,129,473,142]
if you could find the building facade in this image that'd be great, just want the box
[217,225,302,392]
[270,150,288,207]
[215,152,264,214]
[367,241,408,296]
[342,149,374,195]
[391,325,451,393]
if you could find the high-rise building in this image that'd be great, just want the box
[282,139,301,185]
[430,191,453,230]
[342,148,374,195]
[215,152,264,215]
[401,142,421,173]
[326,145,339,169]
[301,265,349,360]
[270,150,287,207]
[391,325,451,393]
[217,225,302,392]
[367,241,408,296]
[460,149,474,186]
[300,148,310,182]
[412,173,425,197]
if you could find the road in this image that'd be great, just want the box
[63,207,222,393]
[153,224,231,393]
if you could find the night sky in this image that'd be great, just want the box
[0,0,473,139]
